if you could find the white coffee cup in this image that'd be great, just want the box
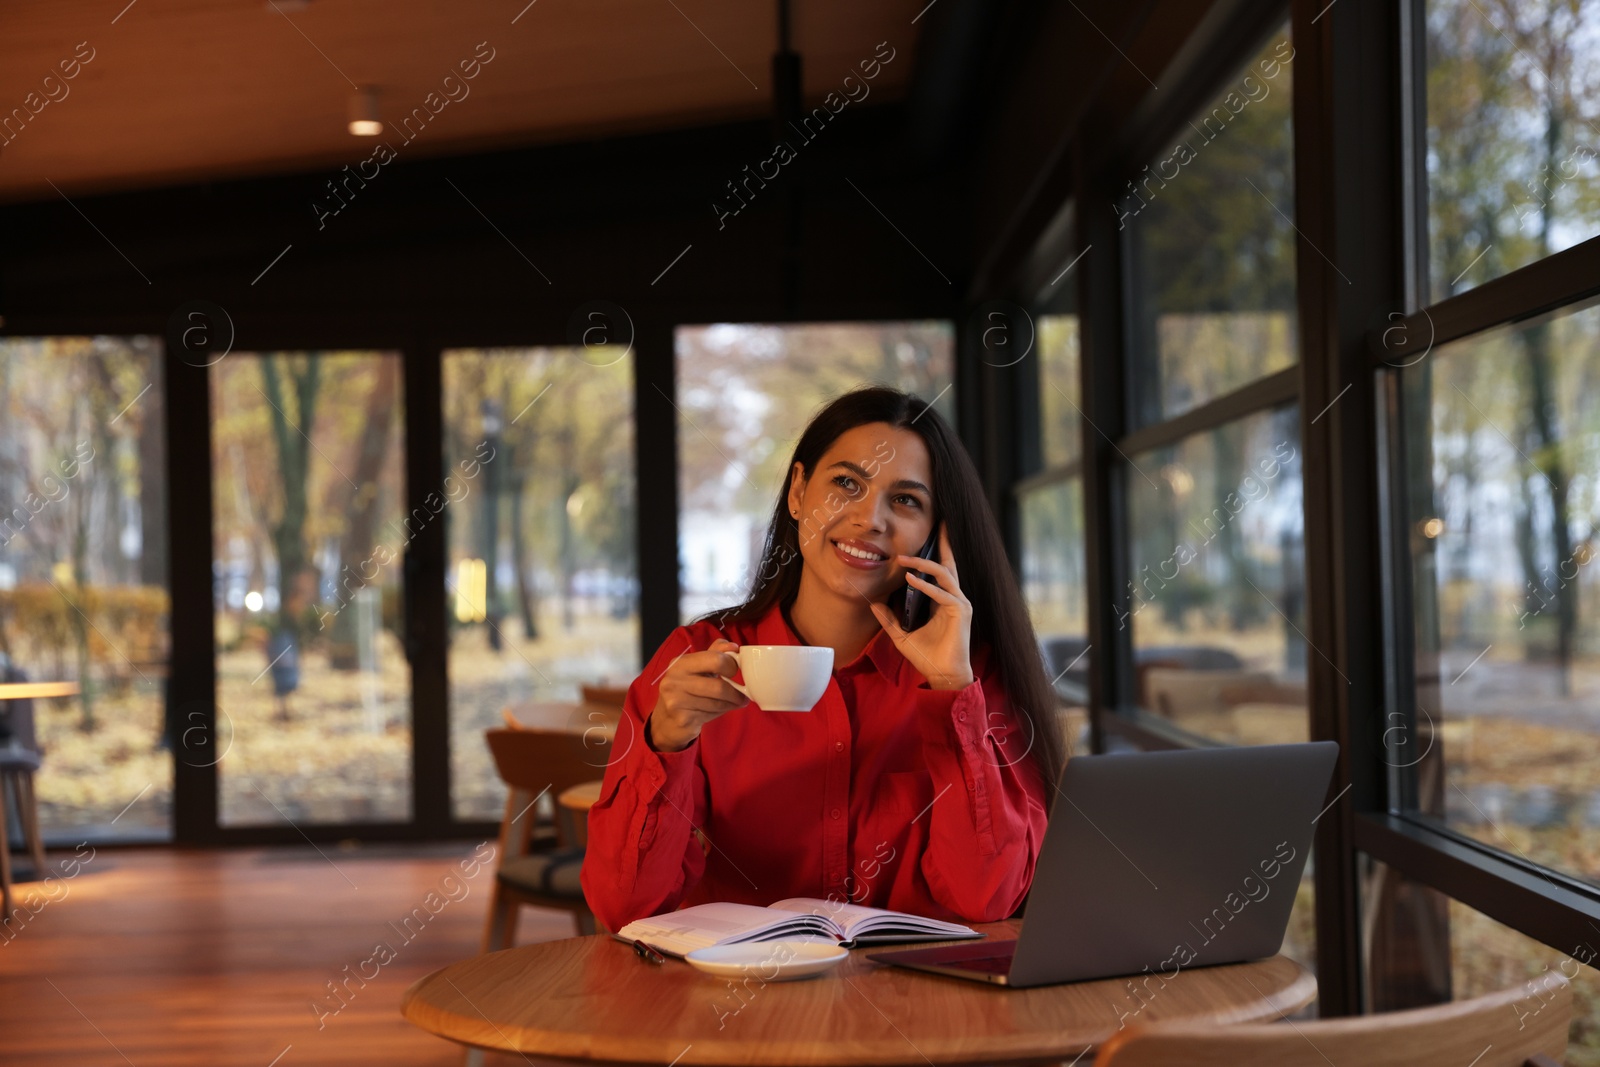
[726,645,834,711]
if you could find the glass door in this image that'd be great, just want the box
[0,336,171,843]
[441,346,638,821]
[209,351,412,827]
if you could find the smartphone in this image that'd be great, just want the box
[898,530,941,632]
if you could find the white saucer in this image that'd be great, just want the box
[685,940,849,981]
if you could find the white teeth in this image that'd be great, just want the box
[837,543,885,561]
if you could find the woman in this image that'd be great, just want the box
[581,387,1065,931]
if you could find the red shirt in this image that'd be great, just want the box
[580,604,1050,932]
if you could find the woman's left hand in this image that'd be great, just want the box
[870,524,975,691]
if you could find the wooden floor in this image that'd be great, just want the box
[0,843,575,1066]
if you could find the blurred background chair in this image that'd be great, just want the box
[0,658,50,920]
[579,683,628,709]
[479,727,611,955]
[1092,976,1571,1067]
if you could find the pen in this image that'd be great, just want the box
[632,939,668,964]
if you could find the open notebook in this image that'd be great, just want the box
[615,899,982,957]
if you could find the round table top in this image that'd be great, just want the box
[505,701,622,740]
[401,922,1317,1066]
[558,779,604,812]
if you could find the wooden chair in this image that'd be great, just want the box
[1093,976,1572,1067]
[0,685,49,921]
[580,683,628,708]
[479,728,611,955]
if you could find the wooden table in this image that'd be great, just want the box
[0,681,80,700]
[506,700,621,742]
[401,922,1317,1066]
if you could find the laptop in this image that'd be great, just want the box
[869,741,1338,988]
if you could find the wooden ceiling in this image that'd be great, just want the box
[0,0,925,203]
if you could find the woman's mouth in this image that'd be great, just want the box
[831,538,891,570]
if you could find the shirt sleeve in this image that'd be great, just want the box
[900,661,1051,923]
[579,627,711,933]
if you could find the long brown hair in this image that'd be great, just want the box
[705,387,1067,798]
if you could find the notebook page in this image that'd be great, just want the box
[767,898,979,941]
[618,902,832,955]
[766,897,892,936]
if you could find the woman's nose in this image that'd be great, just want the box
[841,488,890,532]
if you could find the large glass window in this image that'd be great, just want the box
[1121,24,1298,425]
[675,321,954,622]
[1425,0,1600,301]
[1110,19,1313,986]
[1122,407,1315,979]
[1020,312,1089,749]
[1126,407,1308,746]
[1401,299,1600,890]
[211,352,410,826]
[1037,314,1082,471]
[0,337,169,841]
[443,347,638,822]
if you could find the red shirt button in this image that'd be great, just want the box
[831,808,841,820]
[957,712,967,723]
[834,741,844,752]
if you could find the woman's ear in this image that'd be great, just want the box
[786,462,806,521]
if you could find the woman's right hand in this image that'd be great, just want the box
[647,639,748,752]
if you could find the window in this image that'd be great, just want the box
[1126,408,1307,746]
[211,351,410,826]
[1121,25,1298,425]
[1037,314,1083,471]
[1018,309,1089,750]
[674,322,954,622]
[1108,20,1314,983]
[1425,0,1600,301]
[442,347,638,821]
[0,337,169,841]
[1399,300,1600,889]
[1352,0,1600,1035]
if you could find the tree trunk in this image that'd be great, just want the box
[1523,102,1575,694]
[261,356,320,636]
[481,415,503,651]
[329,359,397,669]
[559,426,578,633]
[509,447,539,639]
[137,354,167,588]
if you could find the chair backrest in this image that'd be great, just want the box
[1093,976,1571,1067]
[1139,666,1281,720]
[580,683,628,708]
[484,727,610,798]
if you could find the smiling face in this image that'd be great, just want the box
[786,422,936,606]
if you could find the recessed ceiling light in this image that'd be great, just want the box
[348,88,381,137]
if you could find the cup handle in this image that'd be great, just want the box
[724,649,750,700]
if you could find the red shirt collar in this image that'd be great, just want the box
[747,601,906,682]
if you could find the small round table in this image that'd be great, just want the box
[401,923,1317,1065]
[556,779,603,848]
[504,700,621,739]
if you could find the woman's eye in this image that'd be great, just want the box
[894,494,922,508]
[833,475,861,495]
